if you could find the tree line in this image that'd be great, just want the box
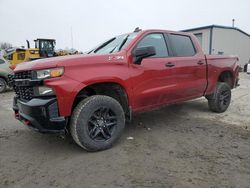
[0,42,12,50]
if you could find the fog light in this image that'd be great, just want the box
[34,86,55,96]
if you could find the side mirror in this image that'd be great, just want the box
[133,46,156,65]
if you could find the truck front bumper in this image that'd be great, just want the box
[13,96,67,134]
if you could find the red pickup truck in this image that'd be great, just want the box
[12,29,239,151]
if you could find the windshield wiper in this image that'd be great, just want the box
[109,46,118,54]
[87,49,94,54]
[108,35,129,54]
[118,35,129,51]
[93,37,116,53]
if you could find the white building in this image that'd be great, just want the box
[183,25,250,71]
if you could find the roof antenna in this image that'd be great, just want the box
[232,19,235,27]
[134,27,142,32]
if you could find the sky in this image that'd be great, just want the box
[0,0,249,52]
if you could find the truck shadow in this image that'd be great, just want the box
[2,98,212,155]
[20,98,211,153]
[2,88,14,93]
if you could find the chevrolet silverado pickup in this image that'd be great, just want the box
[12,29,239,151]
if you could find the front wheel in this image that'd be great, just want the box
[0,78,7,93]
[70,95,125,151]
[206,82,231,113]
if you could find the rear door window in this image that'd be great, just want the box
[169,34,196,56]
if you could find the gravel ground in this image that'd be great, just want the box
[0,73,250,188]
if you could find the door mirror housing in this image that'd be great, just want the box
[133,46,156,65]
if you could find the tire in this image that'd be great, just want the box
[0,78,7,93]
[70,95,125,151]
[207,82,231,113]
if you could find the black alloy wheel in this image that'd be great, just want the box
[207,82,231,113]
[219,90,231,108]
[88,107,118,141]
[70,95,125,151]
[0,78,7,93]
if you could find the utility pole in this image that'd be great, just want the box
[71,26,74,49]
[232,19,235,27]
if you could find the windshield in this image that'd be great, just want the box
[89,32,138,54]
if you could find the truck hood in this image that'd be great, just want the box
[0,60,13,75]
[14,53,125,72]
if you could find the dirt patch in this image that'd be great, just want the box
[0,73,249,188]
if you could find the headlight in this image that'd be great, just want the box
[36,67,64,79]
[34,86,55,96]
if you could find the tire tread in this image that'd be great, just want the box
[207,82,231,113]
[70,95,125,151]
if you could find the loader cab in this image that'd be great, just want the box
[34,39,56,58]
[5,48,40,65]
[6,48,27,65]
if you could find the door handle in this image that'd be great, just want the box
[197,61,205,65]
[165,62,175,67]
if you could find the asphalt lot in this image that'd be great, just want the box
[0,73,250,188]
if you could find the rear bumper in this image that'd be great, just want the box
[13,97,67,134]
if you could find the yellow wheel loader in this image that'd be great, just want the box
[6,39,56,65]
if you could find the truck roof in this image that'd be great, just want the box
[139,29,193,36]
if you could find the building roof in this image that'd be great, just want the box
[182,25,250,37]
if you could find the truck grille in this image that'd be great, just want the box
[14,71,32,79]
[13,71,34,101]
[14,86,34,101]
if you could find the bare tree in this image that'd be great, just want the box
[0,42,12,50]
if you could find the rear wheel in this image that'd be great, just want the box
[70,95,125,151]
[206,82,231,113]
[0,78,7,93]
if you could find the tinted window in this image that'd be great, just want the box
[7,54,13,60]
[0,59,5,64]
[137,33,168,57]
[17,53,25,60]
[170,34,196,56]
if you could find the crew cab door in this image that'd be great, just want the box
[166,33,207,100]
[130,32,207,112]
[130,33,175,111]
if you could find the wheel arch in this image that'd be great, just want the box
[71,81,131,118]
[0,75,8,82]
[217,70,234,88]
[0,75,8,93]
